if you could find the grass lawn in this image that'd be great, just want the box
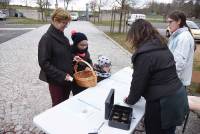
[91,15,165,26]
[146,15,165,23]
[91,20,120,26]
[193,43,200,71]
[6,17,49,24]
[191,49,200,94]
[105,32,134,53]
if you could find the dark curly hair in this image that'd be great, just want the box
[126,19,167,49]
[168,10,187,28]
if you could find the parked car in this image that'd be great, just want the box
[166,20,200,41]
[187,20,200,41]
[126,14,146,25]
[0,10,7,20]
[70,12,79,21]
[15,12,24,17]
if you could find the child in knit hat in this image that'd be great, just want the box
[94,55,111,82]
[71,30,93,95]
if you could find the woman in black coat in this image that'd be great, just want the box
[38,8,74,106]
[124,19,189,134]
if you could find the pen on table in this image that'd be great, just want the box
[97,121,104,131]
[88,122,104,134]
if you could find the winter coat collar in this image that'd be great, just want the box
[132,39,167,62]
[169,27,189,40]
[48,24,64,36]
[47,24,70,46]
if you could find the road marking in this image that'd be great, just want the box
[0,28,36,30]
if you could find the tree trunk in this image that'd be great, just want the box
[98,6,100,22]
[41,7,44,21]
[118,0,125,33]
[118,10,123,33]
[64,0,66,9]
[98,0,102,22]
[66,1,69,10]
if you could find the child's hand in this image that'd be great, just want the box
[73,56,82,62]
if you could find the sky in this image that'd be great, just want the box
[10,0,91,10]
[9,0,173,11]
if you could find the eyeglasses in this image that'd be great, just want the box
[59,20,69,25]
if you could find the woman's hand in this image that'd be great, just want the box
[123,97,133,106]
[73,56,82,62]
[123,97,128,104]
[65,74,73,82]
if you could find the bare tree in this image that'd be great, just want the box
[60,0,72,10]
[193,1,200,18]
[183,0,193,17]
[65,0,72,10]
[113,0,137,33]
[44,0,51,21]
[55,0,58,8]
[0,0,10,9]
[37,0,46,21]
[97,0,109,22]
[89,0,98,23]
[98,0,102,22]
[20,0,31,7]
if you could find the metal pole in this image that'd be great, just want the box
[86,3,89,21]
[55,0,58,8]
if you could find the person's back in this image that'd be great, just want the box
[125,19,188,134]
[131,39,182,101]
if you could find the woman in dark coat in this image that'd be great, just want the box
[70,31,93,95]
[124,19,189,134]
[38,8,74,107]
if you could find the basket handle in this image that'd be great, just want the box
[74,60,95,74]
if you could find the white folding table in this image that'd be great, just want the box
[33,67,146,134]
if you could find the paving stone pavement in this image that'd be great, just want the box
[0,21,132,133]
[0,21,200,134]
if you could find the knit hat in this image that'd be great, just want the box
[95,55,111,78]
[97,55,111,67]
[71,30,88,46]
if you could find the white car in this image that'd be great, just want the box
[127,14,146,25]
[0,10,6,20]
[70,12,79,21]
[187,20,200,41]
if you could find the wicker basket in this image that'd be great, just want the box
[74,60,97,88]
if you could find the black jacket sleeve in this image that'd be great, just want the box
[126,54,151,105]
[38,35,66,83]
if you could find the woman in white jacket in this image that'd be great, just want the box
[167,11,195,86]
